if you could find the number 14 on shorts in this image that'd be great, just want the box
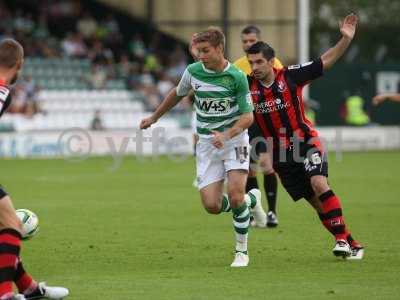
[234,146,249,163]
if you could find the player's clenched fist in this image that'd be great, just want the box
[140,116,156,129]
[211,130,226,149]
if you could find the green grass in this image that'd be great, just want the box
[1,151,400,299]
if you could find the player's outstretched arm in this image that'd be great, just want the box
[139,87,180,129]
[373,93,400,106]
[321,13,358,71]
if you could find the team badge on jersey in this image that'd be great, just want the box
[221,76,233,87]
[277,81,286,92]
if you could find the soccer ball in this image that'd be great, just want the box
[16,209,39,239]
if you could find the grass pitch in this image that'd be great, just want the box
[2,151,400,299]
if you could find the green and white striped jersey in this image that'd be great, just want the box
[176,61,253,135]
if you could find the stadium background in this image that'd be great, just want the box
[0,1,399,299]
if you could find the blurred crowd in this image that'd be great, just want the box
[0,0,191,115]
[7,76,41,117]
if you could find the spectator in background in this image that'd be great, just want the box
[157,71,174,98]
[7,76,41,117]
[37,36,59,58]
[101,15,122,55]
[91,110,105,130]
[148,32,162,54]
[88,40,114,65]
[46,0,81,18]
[61,32,87,58]
[0,0,194,117]
[166,45,188,81]
[344,94,370,126]
[23,75,39,102]
[13,11,35,35]
[31,13,55,57]
[103,14,120,36]
[126,63,142,90]
[84,64,107,89]
[33,14,50,40]
[138,71,161,111]
[8,84,27,114]
[143,51,161,74]
[129,34,146,62]
[117,53,133,79]
[77,11,98,40]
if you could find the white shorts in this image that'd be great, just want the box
[196,131,250,190]
[191,111,197,135]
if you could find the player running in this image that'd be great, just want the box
[234,25,283,227]
[0,39,69,299]
[246,14,364,259]
[140,27,267,267]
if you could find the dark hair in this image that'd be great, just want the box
[241,25,261,36]
[192,26,225,50]
[247,41,275,60]
[0,38,24,68]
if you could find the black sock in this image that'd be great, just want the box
[245,176,259,193]
[25,288,43,299]
[263,173,277,213]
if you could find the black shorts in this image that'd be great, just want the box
[273,143,328,201]
[248,122,267,164]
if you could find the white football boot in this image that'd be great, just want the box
[248,189,267,227]
[346,246,365,260]
[332,240,351,258]
[230,252,249,267]
[36,282,69,299]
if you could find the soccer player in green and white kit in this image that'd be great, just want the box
[140,27,266,267]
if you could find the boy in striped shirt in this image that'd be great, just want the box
[140,27,267,267]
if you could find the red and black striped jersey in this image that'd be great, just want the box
[248,58,323,149]
[0,81,11,118]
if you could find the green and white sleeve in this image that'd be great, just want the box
[176,68,192,97]
[236,73,253,113]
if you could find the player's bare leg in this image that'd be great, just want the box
[0,195,22,232]
[226,170,251,266]
[307,176,364,259]
[199,180,226,214]
[0,193,29,300]
[0,192,69,299]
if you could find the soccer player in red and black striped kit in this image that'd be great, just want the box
[0,39,69,299]
[246,14,364,259]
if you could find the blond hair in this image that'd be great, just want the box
[192,26,225,50]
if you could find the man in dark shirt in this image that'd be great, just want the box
[0,38,69,299]
[246,14,364,260]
